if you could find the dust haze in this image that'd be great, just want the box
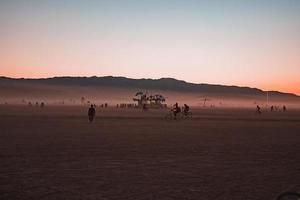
[1,83,299,109]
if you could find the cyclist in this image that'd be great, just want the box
[183,104,190,115]
[173,102,181,118]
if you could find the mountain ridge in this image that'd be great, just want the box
[0,76,298,98]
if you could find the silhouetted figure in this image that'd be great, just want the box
[183,104,190,114]
[271,105,274,111]
[28,102,32,107]
[40,102,45,108]
[256,105,261,114]
[88,104,96,122]
[142,103,147,111]
[104,103,108,108]
[173,103,181,118]
[283,105,287,112]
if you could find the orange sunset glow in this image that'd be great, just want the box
[0,0,299,95]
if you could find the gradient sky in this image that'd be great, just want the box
[0,0,299,94]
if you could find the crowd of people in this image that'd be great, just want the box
[87,102,192,122]
[256,105,287,114]
[88,102,290,122]
[17,100,289,122]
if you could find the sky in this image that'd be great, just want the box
[0,0,299,94]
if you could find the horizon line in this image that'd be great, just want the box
[0,75,298,97]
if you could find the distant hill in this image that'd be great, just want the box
[0,76,298,98]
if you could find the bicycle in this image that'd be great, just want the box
[164,109,192,120]
[182,111,192,119]
[164,109,179,120]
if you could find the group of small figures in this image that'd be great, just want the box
[116,103,135,108]
[28,101,45,108]
[270,105,286,112]
[99,103,108,108]
[256,105,287,114]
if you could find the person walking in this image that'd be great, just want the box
[256,105,261,114]
[88,104,96,122]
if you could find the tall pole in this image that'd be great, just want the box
[267,91,269,106]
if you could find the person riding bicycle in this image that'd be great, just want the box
[173,102,181,118]
[183,104,190,115]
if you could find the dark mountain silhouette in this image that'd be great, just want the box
[0,76,298,97]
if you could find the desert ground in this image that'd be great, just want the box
[0,105,300,200]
